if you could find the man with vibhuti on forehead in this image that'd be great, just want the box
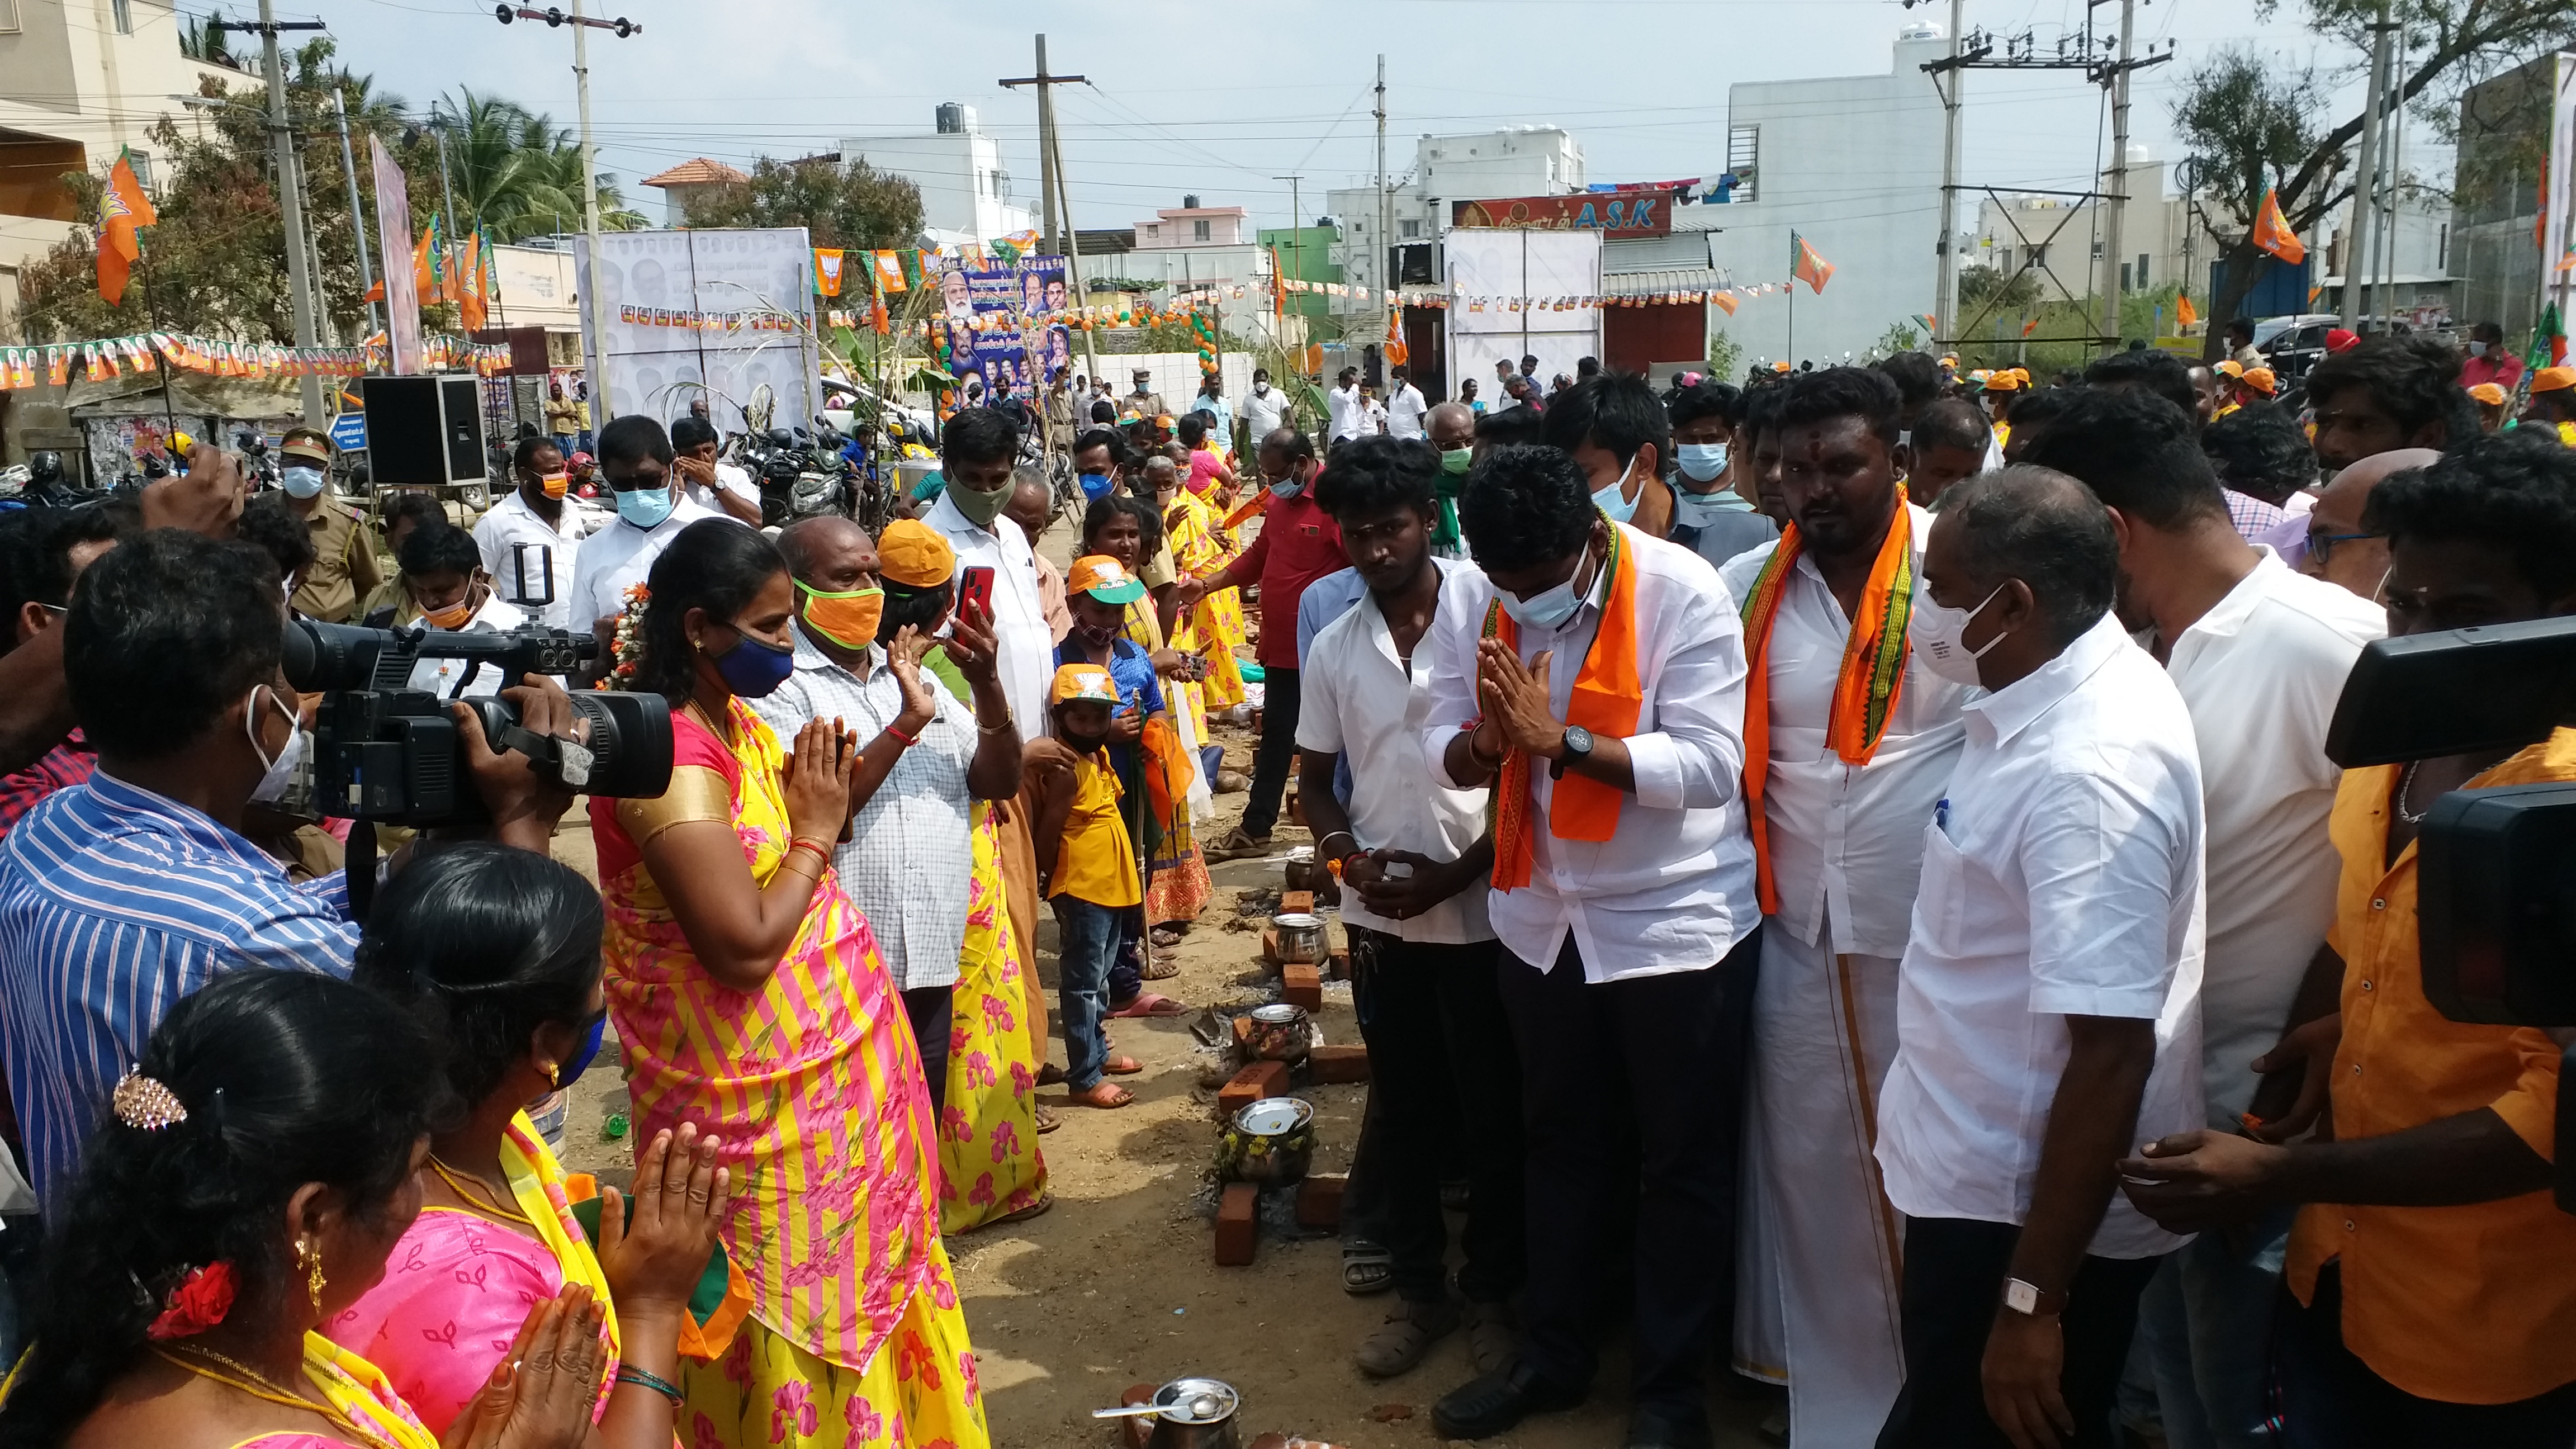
[1722,368,1973,1443]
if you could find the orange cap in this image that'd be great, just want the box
[2215,359,2244,379]
[2534,366,2576,394]
[875,519,957,589]
[1050,662,1120,707]
[2470,382,2508,405]
[1986,371,2021,392]
[1067,553,1147,604]
[2242,367,2277,395]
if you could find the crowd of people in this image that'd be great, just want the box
[0,318,2561,1449]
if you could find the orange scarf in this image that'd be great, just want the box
[1737,491,1914,914]
[1485,526,1642,891]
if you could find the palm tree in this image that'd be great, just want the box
[428,88,646,243]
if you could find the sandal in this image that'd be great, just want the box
[1355,1298,1459,1379]
[1034,1103,1063,1134]
[1068,1081,1134,1109]
[1342,1240,1395,1296]
[1109,993,1189,1019]
[995,1194,1055,1224]
[1150,925,1186,950]
[1103,1054,1144,1076]
[1037,1062,1066,1086]
[1463,1299,1520,1376]
[1202,827,1272,863]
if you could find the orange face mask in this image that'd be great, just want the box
[416,580,484,631]
[799,582,883,650]
[539,471,570,500]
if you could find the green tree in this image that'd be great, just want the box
[1957,263,2042,321]
[1705,328,1744,382]
[427,89,644,242]
[681,157,924,252]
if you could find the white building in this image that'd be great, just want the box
[2322,186,2461,328]
[1702,22,1948,364]
[1973,154,2234,337]
[1132,197,1249,250]
[1324,126,1585,326]
[839,103,1033,250]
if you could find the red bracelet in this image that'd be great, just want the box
[884,720,920,747]
[787,839,832,869]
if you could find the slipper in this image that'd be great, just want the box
[1343,1242,1395,1295]
[1034,1104,1063,1134]
[995,1194,1055,1224]
[1068,1081,1134,1109]
[1150,926,1185,950]
[1037,1062,1066,1086]
[1110,993,1190,1019]
[1103,1054,1145,1076]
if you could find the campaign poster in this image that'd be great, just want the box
[576,226,820,432]
[941,256,1073,400]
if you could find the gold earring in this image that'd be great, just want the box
[543,1060,560,1088]
[298,1235,325,1313]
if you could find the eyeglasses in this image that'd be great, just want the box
[2307,530,2381,565]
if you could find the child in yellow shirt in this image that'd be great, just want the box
[1035,662,1144,1109]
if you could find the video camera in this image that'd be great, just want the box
[281,618,673,828]
[2324,615,2576,1208]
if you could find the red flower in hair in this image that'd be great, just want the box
[145,1261,238,1341]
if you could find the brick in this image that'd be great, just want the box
[1327,943,1350,981]
[1278,889,1315,915]
[1309,1043,1371,1083]
[1215,1182,1260,1266]
[1230,1014,1255,1052]
[1120,1384,1157,1449]
[1295,1172,1346,1229]
[1218,1059,1290,1116]
[1259,926,1280,964]
[1281,963,1323,1010]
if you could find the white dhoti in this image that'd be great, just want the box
[1735,915,1906,1447]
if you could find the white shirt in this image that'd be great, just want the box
[1386,383,1428,440]
[685,461,760,517]
[472,488,588,631]
[1875,615,2206,1259]
[1296,560,1493,944]
[1718,506,1973,957]
[403,592,527,699]
[1240,385,1288,441]
[2160,550,2381,1125]
[1361,399,1389,436]
[1327,384,1365,441]
[923,490,1050,735]
[564,493,724,634]
[1423,524,1759,982]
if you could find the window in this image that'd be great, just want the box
[2136,253,2149,288]
[110,0,130,33]
[1145,224,1159,239]
[129,151,151,191]
[2028,243,2047,268]
[2120,262,2133,292]
[2438,223,2450,271]
[0,1,21,33]
[1192,217,1210,242]
[1400,219,1420,239]
[1725,124,1759,203]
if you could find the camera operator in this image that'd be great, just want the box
[0,527,578,1206]
[2120,430,2576,1447]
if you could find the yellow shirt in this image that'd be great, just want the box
[1049,749,1141,908]
[2286,727,2576,1404]
[1991,419,2012,452]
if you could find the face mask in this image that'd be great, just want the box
[711,628,797,698]
[1592,454,1641,525]
[799,581,883,650]
[1253,382,1269,395]
[280,466,326,499]
[1441,447,1473,476]
[244,685,307,806]
[1078,471,1115,501]
[615,482,676,529]
[1498,546,1595,631]
[1907,582,2009,685]
[1074,620,1118,650]
[552,1008,610,1092]
[949,480,1011,527]
[1676,442,1730,483]
[537,471,569,500]
[419,593,476,630]
[2468,340,2489,358]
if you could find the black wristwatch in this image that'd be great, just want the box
[1550,724,1594,780]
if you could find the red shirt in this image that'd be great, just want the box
[0,733,95,840]
[1234,484,1344,669]
[2463,351,2526,391]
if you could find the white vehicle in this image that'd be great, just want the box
[817,375,937,443]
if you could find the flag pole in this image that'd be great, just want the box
[136,224,179,457]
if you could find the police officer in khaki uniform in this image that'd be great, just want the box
[276,427,382,623]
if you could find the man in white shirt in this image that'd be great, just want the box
[2024,392,2381,1449]
[1385,365,1429,441]
[670,414,763,525]
[1327,367,1366,444]
[1490,358,1523,412]
[1239,366,1289,444]
[1721,368,1972,1445]
[566,416,726,647]
[1421,444,1760,1449]
[474,435,587,630]
[1296,436,1521,1383]
[1874,466,2206,1449]
[395,519,527,698]
[1359,382,1389,441]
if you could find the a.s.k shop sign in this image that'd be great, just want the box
[1450,191,1676,239]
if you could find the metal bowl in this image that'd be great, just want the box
[1152,1376,1240,1424]
[1245,1003,1310,1062]
[1220,1096,1317,1186]
[1270,911,1325,965]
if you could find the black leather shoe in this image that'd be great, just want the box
[1430,1361,1585,1440]
[1623,1403,1714,1449]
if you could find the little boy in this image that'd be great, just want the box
[1035,662,1145,1110]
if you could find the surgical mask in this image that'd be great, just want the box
[244,685,307,806]
[1078,471,1115,501]
[2469,340,2489,358]
[799,581,883,651]
[614,482,676,529]
[1498,547,1595,631]
[949,480,1012,528]
[711,629,797,698]
[1907,581,2008,685]
[1269,468,1305,499]
[552,1008,610,1092]
[1074,620,1118,650]
[418,593,477,631]
[1592,454,1641,525]
[1253,382,1270,395]
[1441,447,1473,476]
[1676,442,1730,482]
[537,471,569,500]
[280,466,326,499]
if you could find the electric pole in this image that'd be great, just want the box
[1002,40,1095,376]
[330,88,381,343]
[1375,54,1391,368]
[429,111,462,320]
[1935,0,1965,350]
[1274,173,1305,350]
[495,4,640,396]
[2097,0,2135,353]
[238,0,328,421]
[2342,0,2392,333]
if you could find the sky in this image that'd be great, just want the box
[285,0,2398,236]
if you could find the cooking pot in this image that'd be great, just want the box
[1094,1376,1243,1449]
[1270,912,1324,965]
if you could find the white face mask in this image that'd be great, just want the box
[244,685,309,806]
[2468,340,2489,358]
[1906,581,2009,685]
[1253,382,1269,395]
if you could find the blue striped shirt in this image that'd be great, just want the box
[0,773,356,1205]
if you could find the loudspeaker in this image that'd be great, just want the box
[361,376,487,486]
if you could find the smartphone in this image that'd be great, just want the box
[958,564,996,619]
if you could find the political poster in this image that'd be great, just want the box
[939,255,1073,401]
[576,226,820,432]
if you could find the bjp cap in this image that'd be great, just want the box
[1051,662,1120,707]
[875,519,956,589]
[2534,366,2576,395]
[1067,553,1147,605]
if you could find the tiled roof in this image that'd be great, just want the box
[639,158,748,188]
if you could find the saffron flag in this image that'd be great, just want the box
[457,228,487,332]
[95,149,158,307]
[2252,188,2305,264]
[872,249,905,293]
[813,248,845,297]
[412,217,442,301]
[2021,318,2042,338]
[2176,292,2199,327]
[1384,307,1408,367]
[1711,290,1739,316]
[1791,232,1834,295]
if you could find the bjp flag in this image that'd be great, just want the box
[95,149,158,306]
[812,248,844,297]
[2176,292,2199,327]
[1711,290,1739,316]
[412,217,441,301]
[1791,231,1834,295]
[457,229,488,332]
[872,249,905,293]
[2252,188,2305,264]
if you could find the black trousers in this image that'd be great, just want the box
[1346,929,1525,1305]
[901,984,955,1119]
[1497,929,1760,1420]
[2278,1263,2576,1447]
[1239,665,1300,839]
[1876,1216,2164,1449]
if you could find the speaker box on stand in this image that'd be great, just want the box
[359,376,490,506]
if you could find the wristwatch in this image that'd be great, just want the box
[2001,1278,2067,1317]
[1550,724,1594,780]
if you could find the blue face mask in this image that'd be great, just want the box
[1592,455,1640,525]
[553,1008,609,1092]
[1499,547,1595,631]
[280,465,327,499]
[713,629,797,698]
[1675,442,1729,483]
[614,481,676,529]
[1269,468,1306,499]
[1079,471,1115,501]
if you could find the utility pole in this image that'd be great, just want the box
[1002,41,1095,376]
[330,88,380,343]
[1934,0,1965,350]
[2097,0,2135,353]
[239,0,329,421]
[1274,173,1305,349]
[430,112,462,320]
[2342,0,2392,332]
[1375,54,1390,370]
[2374,29,2406,329]
[495,5,640,395]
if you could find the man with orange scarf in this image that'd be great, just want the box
[1718,368,1973,1445]
[1420,443,1761,1449]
